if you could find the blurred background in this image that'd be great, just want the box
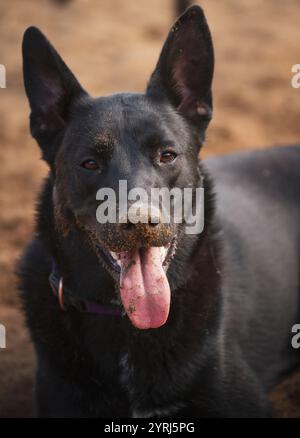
[0,0,300,417]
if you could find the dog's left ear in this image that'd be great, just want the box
[147,6,214,135]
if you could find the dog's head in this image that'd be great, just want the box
[22,6,214,329]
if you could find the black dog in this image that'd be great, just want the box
[19,6,300,417]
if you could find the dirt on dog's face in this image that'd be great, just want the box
[22,6,214,328]
[54,94,200,329]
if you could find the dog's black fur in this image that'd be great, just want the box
[19,6,300,417]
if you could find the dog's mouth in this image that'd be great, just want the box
[95,239,177,329]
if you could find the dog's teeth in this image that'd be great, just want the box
[110,251,119,261]
[109,251,121,268]
[159,247,168,263]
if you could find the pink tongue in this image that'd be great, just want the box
[119,247,170,329]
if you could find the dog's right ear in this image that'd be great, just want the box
[22,27,87,163]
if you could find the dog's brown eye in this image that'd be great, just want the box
[81,159,99,170]
[160,150,177,164]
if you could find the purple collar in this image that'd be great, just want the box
[49,260,122,317]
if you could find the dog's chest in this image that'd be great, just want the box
[118,352,184,418]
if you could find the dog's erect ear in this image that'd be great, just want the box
[147,6,214,133]
[22,27,87,162]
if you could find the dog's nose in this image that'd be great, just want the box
[119,204,162,233]
[98,204,173,252]
[115,204,170,249]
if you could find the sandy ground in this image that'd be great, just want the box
[0,0,299,417]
